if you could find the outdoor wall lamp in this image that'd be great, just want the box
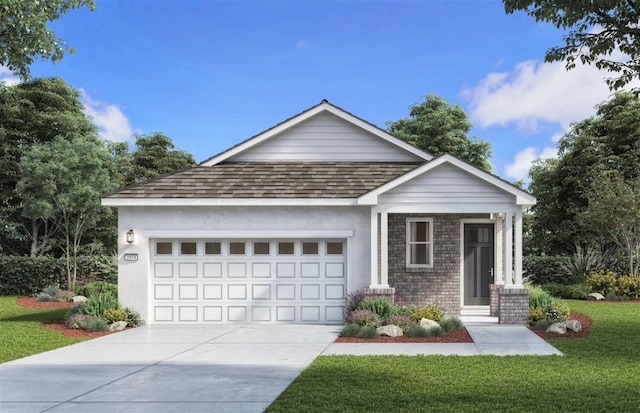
[126,229,135,244]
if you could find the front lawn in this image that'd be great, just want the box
[267,301,640,413]
[0,296,85,363]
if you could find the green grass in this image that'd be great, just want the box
[0,296,85,363]
[267,301,640,413]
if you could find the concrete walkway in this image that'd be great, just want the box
[322,325,562,356]
[0,324,340,413]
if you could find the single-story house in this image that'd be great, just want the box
[102,100,535,325]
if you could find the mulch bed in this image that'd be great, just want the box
[528,312,592,339]
[335,327,473,343]
[15,296,123,339]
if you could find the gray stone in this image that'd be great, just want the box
[71,295,87,303]
[109,321,127,331]
[587,292,605,301]
[563,319,582,332]
[376,325,403,337]
[546,323,567,334]
[419,318,440,330]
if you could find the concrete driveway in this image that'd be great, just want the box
[0,324,341,413]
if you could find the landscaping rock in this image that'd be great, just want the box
[71,295,87,303]
[109,321,127,331]
[419,318,440,330]
[546,323,567,334]
[377,325,403,337]
[587,293,605,301]
[563,319,582,332]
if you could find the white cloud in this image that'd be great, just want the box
[0,66,20,86]
[505,146,557,182]
[80,90,134,142]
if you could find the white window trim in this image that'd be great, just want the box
[406,218,433,268]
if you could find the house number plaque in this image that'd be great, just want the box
[123,253,138,262]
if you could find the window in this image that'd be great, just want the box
[253,242,270,255]
[205,242,221,255]
[406,218,433,267]
[229,242,245,255]
[180,242,197,255]
[302,242,319,255]
[326,242,343,255]
[278,242,294,255]
[156,242,173,255]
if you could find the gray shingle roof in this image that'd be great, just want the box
[108,162,422,199]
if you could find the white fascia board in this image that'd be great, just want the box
[143,229,354,239]
[201,102,432,166]
[358,154,536,206]
[101,197,358,207]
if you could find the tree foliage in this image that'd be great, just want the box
[0,0,96,80]
[127,132,196,185]
[528,92,640,256]
[387,94,492,171]
[0,77,97,255]
[504,0,640,90]
[17,135,116,288]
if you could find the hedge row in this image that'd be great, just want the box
[523,255,567,285]
[0,255,117,296]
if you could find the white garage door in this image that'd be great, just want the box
[149,239,346,324]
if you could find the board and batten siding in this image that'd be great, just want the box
[378,163,516,205]
[229,112,424,162]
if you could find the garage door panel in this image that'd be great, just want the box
[151,238,346,324]
[276,262,295,278]
[178,263,198,278]
[301,262,320,278]
[203,263,222,278]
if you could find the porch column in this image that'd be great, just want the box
[504,212,514,287]
[369,208,379,287]
[380,211,389,288]
[514,209,523,287]
[495,214,504,285]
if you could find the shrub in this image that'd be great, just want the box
[587,270,618,296]
[77,281,117,298]
[66,313,92,329]
[406,324,444,337]
[528,285,570,326]
[345,309,382,327]
[412,304,445,323]
[36,293,53,302]
[103,308,128,324]
[358,297,394,321]
[84,316,109,332]
[386,315,415,331]
[55,290,75,302]
[343,290,365,316]
[616,275,640,298]
[356,325,379,338]
[541,282,590,300]
[391,304,418,317]
[79,293,119,318]
[340,324,362,337]
[523,255,567,285]
[124,307,143,327]
[559,244,610,284]
[439,317,464,332]
[42,285,61,297]
[605,292,629,301]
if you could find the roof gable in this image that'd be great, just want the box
[201,100,431,165]
[358,154,536,206]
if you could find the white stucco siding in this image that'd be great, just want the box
[117,205,371,323]
[229,112,423,162]
[378,163,516,207]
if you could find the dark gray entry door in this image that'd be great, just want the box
[464,224,494,306]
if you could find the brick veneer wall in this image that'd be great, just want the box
[388,213,488,315]
[498,287,529,324]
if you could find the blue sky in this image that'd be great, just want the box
[1,0,629,184]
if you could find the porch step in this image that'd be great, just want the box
[459,307,498,325]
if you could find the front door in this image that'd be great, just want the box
[464,224,494,306]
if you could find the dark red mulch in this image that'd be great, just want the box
[529,312,592,339]
[335,327,473,343]
[15,296,124,339]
